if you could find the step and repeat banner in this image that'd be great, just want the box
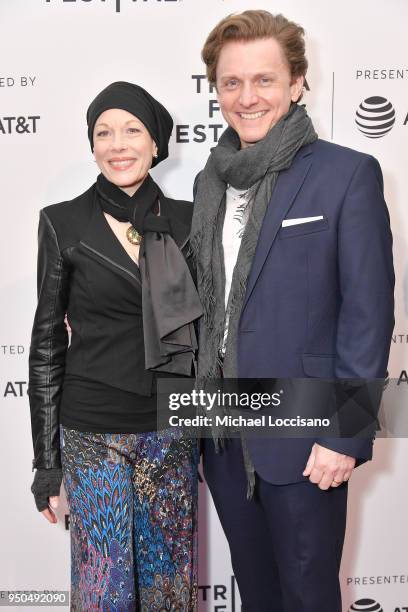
[0,0,407,610]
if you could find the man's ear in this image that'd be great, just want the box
[290,75,305,103]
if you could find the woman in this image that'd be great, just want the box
[29,81,202,611]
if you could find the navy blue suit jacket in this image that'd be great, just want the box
[236,139,394,484]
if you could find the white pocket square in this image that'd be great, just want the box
[282,215,324,228]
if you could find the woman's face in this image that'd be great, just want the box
[93,108,158,196]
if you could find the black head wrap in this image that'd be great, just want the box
[86,81,173,167]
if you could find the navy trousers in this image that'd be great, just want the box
[203,438,348,612]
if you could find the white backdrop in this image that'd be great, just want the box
[0,1,407,610]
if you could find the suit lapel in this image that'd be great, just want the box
[80,191,142,289]
[242,144,313,310]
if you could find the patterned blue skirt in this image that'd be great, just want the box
[61,427,199,611]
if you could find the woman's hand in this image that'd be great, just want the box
[41,496,60,524]
[31,468,63,523]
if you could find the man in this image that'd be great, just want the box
[190,10,394,612]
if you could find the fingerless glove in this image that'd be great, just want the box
[31,468,63,512]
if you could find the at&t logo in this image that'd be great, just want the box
[0,116,40,135]
[349,600,408,612]
[349,599,383,612]
[355,97,396,138]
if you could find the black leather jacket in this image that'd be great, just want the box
[29,184,193,469]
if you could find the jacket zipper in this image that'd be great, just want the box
[80,241,142,285]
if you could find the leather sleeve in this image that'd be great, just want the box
[28,210,70,469]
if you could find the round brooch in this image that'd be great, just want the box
[126,226,142,245]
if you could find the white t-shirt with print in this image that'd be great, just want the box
[221,184,250,353]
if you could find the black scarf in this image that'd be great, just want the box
[96,173,203,375]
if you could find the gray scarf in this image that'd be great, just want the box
[190,103,317,495]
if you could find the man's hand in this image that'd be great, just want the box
[303,443,356,490]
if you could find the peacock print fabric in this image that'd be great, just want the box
[60,426,199,611]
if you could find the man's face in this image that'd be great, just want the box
[216,37,304,149]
